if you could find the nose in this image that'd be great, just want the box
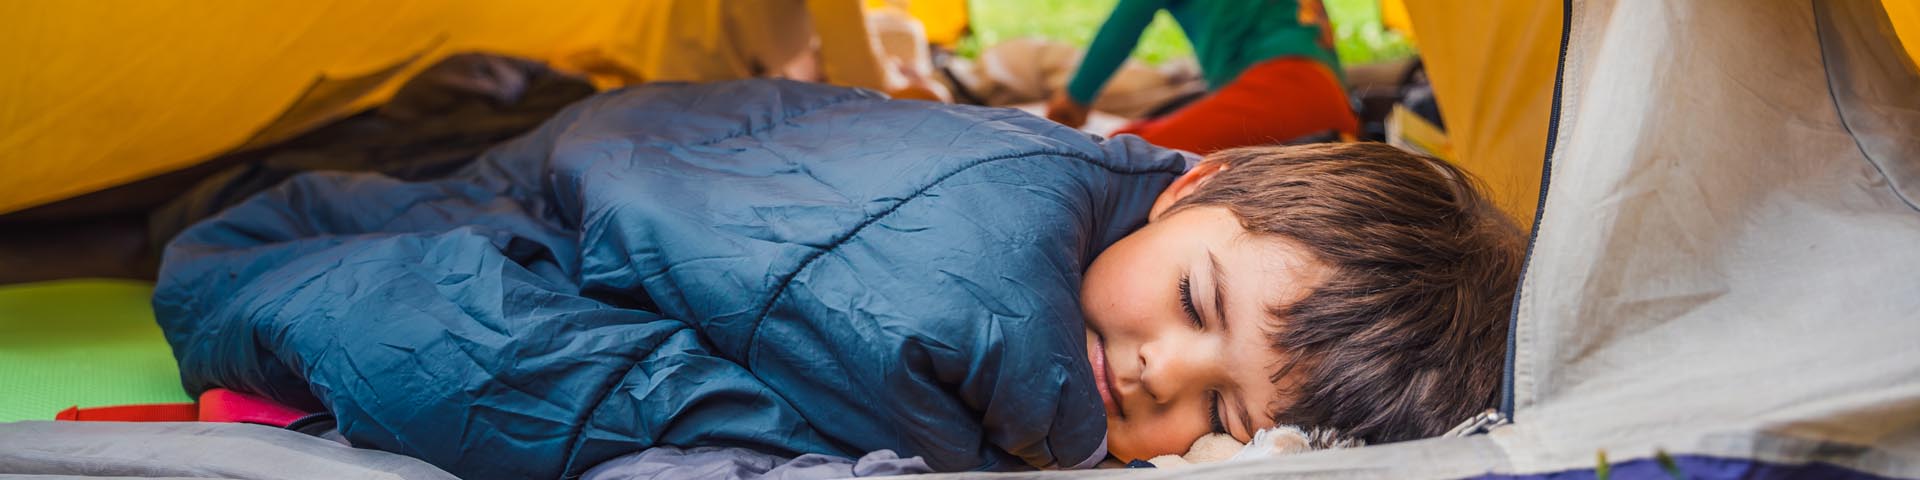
[1136,330,1223,405]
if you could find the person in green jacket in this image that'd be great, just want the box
[1047,0,1357,154]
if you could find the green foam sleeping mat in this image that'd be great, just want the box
[0,279,191,422]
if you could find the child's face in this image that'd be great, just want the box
[1078,165,1328,461]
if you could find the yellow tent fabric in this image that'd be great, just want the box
[0,0,1909,217]
[1379,0,1415,43]
[0,1,641,215]
[1890,0,1920,63]
[1399,0,1562,225]
[1395,0,1917,225]
[869,0,970,47]
[0,1,973,215]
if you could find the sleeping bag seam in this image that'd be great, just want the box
[153,79,1191,478]
[742,149,1184,369]
[558,92,1081,476]
[555,333,670,478]
[688,91,883,148]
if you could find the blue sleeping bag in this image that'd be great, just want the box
[153,80,1189,478]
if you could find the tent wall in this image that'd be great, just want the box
[1398,0,1561,225]
[4,0,1909,219]
[921,1,1920,477]
[0,0,975,216]
[2,0,1572,221]
[1507,0,1920,474]
[869,0,969,47]
[1892,0,1920,62]
[0,1,645,215]
[1394,0,1917,225]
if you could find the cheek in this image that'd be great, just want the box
[1080,262,1158,334]
[1081,241,1166,334]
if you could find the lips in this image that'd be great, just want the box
[1087,330,1125,419]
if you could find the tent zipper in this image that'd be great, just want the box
[1445,409,1510,437]
[1502,0,1577,421]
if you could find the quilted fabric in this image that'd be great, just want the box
[154,80,1188,478]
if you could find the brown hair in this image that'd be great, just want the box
[1165,142,1525,443]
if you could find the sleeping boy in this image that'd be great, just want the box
[152,79,1522,478]
[1080,142,1522,461]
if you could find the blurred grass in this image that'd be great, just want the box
[962,0,1415,66]
[1323,0,1418,64]
[962,0,1192,64]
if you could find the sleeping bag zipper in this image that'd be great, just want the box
[1445,409,1510,437]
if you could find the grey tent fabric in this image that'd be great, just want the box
[584,447,931,480]
[0,421,457,479]
[1504,0,1920,475]
[889,0,1920,478]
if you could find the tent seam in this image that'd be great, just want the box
[554,328,674,479]
[1502,0,1577,421]
[1811,0,1920,213]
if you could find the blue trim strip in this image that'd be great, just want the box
[1502,0,1576,420]
[1471,454,1899,480]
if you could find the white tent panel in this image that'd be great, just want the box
[908,1,1920,478]
[1513,0,1920,473]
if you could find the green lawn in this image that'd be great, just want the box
[964,0,1415,65]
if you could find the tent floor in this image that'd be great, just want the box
[0,279,189,422]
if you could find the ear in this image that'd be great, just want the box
[1149,160,1227,221]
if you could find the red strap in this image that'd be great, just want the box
[197,388,309,427]
[54,403,199,422]
[54,388,312,426]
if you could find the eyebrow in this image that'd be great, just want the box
[1207,250,1256,438]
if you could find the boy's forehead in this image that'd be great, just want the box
[1162,205,1328,321]
[1218,229,1328,308]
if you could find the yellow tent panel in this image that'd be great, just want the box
[869,0,970,47]
[1379,0,1415,43]
[0,1,635,215]
[0,0,1910,217]
[1398,0,1917,225]
[1890,0,1920,62]
[1,1,981,215]
[1399,0,1562,225]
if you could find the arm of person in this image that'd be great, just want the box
[1302,0,1337,52]
[1050,0,1167,127]
[806,0,903,93]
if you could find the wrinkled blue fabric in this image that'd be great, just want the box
[153,80,1188,479]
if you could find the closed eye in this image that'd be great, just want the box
[1208,391,1227,434]
[1178,274,1203,329]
